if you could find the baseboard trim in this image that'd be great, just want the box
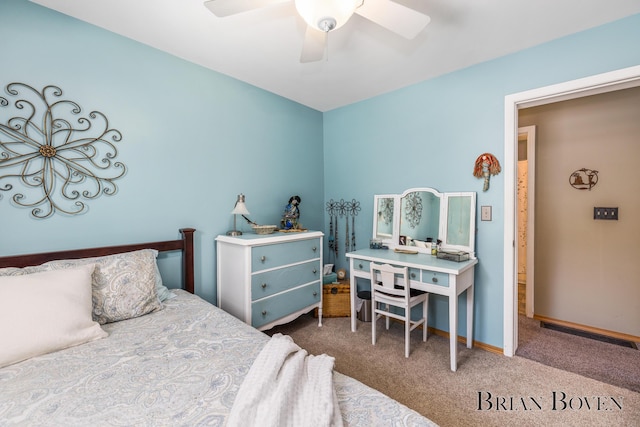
[426,326,503,355]
[383,317,505,355]
[533,314,640,343]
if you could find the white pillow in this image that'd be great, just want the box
[0,264,108,369]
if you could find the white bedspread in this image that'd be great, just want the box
[0,290,437,426]
[228,333,343,427]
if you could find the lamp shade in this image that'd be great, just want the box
[231,194,250,215]
[294,0,359,32]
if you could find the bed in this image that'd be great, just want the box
[0,228,437,426]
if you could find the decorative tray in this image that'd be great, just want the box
[436,250,470,262]
[251,225,278,235]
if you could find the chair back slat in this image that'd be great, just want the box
[371,263,409,298]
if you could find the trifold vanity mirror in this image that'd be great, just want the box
[373,187,476,258]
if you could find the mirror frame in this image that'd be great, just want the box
[398,187,442,249]
[372,187,476,258]
[441,192,476,256]
[372,194,397,246]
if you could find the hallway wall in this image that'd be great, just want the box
[519,86,640,337]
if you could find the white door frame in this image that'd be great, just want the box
[502,65,640,357]
[517,125,536,318]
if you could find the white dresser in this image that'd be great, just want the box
[216,231,323,331]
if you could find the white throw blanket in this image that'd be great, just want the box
[227,333,343,427]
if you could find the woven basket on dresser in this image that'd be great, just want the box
[314,281,350,318]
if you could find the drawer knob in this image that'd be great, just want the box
[312,268,317,274]
[312,247,317,252]
[313,291,318,297]
[261,283,267,289]
[358,263,363,269]
[261,310,267,316]
[432,277,438,283]
[260,256,266,263]
[410,273,416,279]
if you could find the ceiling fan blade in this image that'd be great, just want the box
[203,0,289,17]
[300,26,326,63]
[355,0,430,39]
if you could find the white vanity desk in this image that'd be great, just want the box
[349,187,478,371]
[346,249,477,371]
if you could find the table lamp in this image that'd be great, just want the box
[227,194,250,236]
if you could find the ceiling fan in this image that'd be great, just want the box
[203,0,431,63]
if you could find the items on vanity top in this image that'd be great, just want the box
[216,231,323,331]
[373,187,476,258]
[436,250,470,262]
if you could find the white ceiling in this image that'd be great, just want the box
[30,0,640,112]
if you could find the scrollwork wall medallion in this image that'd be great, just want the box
[0,82,126,218]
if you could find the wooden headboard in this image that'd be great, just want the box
[0,228,196,294]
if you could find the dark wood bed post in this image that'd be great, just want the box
[180,228,195,294]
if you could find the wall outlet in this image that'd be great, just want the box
[481,206,492,221]
[594,207,618,220]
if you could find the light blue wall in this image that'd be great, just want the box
[324,13,640,347]
[0,0,324,304]
[3,0,640,349]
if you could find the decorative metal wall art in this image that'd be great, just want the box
[569,168,598,190]
[473,153,501,192]
[403,191,423,229]
[326,198,360,262]
[0,82,126,218]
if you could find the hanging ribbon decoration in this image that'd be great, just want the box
[327,197,361,258]
[325,199,337,262]
[337,199,348,256]
[334,215,338,258]
[348,199,361,252]
[473,153,501,192]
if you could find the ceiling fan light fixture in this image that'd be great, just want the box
[294,0,358,32]
[317,17,336,32]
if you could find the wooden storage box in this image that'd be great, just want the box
[315,280,350,318]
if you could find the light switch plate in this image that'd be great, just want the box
[481,206,492,221]
[594,207,618,220]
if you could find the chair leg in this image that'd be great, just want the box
[385,304,390,330]
[371,299,377,346]
[405,314,410,358]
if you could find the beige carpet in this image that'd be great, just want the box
[516,315,640,393]
[266,314,640,427]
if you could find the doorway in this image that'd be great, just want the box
[517,126,535,318]
[502,65,640,357]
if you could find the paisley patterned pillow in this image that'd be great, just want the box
[39,249,162,324]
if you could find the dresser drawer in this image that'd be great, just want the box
[251,282,321,329]
[251,238,321,272]
[421,270,449,287]
[251,260,320,300]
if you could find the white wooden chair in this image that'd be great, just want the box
[370,262,429,358]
